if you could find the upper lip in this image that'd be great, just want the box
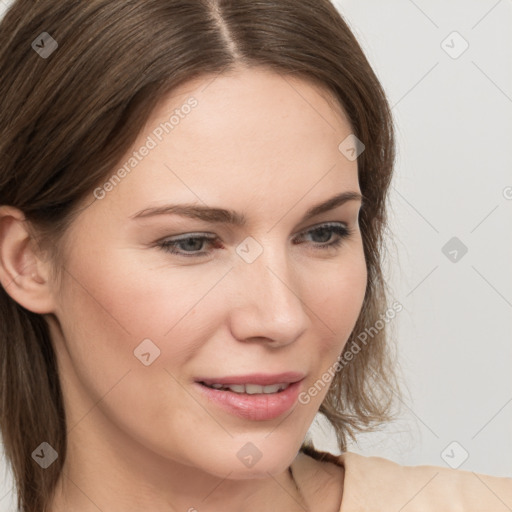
[196,372,306,386]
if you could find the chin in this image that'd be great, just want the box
[196,437,299,479]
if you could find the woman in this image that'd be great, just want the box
[0,1,510,511]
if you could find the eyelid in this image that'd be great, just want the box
[155,219,351,243]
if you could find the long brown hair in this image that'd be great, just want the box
[0,1,399,510]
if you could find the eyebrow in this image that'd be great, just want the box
[130,191,364,226]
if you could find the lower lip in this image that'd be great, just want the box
[194,380,303,421]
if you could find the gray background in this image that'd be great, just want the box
[1,0,511,509]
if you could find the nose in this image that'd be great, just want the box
[228,242,310,347]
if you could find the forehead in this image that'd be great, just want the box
[140,67,355,172]
[79,66,360,229]
[153,65,351,141]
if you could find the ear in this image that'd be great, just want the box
[0,205,56,314]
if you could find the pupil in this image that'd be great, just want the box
[314,228,331,243]
[184,238,203,250]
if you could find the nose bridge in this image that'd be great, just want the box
[230,237,309,343]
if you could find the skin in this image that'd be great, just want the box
[0,65,367,512]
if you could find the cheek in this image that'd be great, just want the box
[295,243,367,411]
[52,251,232,463]
[307,246,367,353]
[57,245,227,345]
[54,244,232,378]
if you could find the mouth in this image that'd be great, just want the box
[193,372,305,421]
[199,382,291,394]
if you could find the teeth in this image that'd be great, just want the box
[205,382,290,394]
[245,384,264,394]
[228,384,246,393]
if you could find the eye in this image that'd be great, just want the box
[293,222,353,250]
[157,233,220,257]
[156,222,354,258]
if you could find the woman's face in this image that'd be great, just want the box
[45,66,367,479]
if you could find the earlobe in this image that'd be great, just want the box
[0,205,56,314]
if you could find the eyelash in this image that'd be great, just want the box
[156,222,354,258]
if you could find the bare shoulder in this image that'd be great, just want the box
[291,451,344,512]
